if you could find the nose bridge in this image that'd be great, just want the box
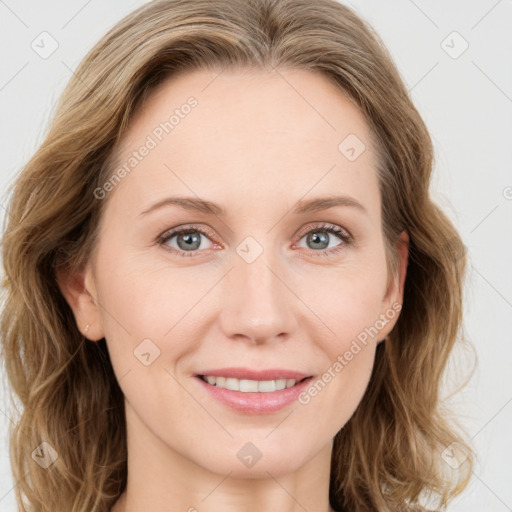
[219,239,295,343]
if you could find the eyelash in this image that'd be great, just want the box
[156,222,353,259]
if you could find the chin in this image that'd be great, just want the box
[211,456,306,479]
[200,439,316,479]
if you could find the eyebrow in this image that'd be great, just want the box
[139,195,368,217]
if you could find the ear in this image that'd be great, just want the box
[56,262,105,342]
[378,230,409,339]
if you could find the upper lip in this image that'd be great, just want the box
[196,367,311,381]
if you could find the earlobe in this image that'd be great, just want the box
[55,264,105,342]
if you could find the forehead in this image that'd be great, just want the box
[106,67,381,221]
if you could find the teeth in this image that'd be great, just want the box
[202,376,298,392]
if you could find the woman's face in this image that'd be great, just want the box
[65,67,407,478]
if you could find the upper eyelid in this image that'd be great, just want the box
[295,222,351,240]
[158,224,215,242]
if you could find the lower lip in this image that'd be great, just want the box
[195,376,314,414]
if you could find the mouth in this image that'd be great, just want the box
[194,372,313,415]
[194,371,315,414]
[197,374,312,393]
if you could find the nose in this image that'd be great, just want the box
[218,247,298,345]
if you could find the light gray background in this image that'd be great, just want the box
[1,1,511,510]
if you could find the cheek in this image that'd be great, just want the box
[294,263,386,416]
[93,249,214,381]
[301,261,389,352]
[94,248,191,335]
[297,274,383,430]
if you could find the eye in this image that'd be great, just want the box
[157,222,353,258]
[157,225,217,258]
[294,222,352,257]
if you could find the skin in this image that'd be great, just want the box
[58,67,408,512]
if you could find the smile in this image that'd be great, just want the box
[194,372,315,414]
[199,375,307,392]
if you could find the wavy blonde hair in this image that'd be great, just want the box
[1,0,475,511]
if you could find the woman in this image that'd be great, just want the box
[0,0,474,511]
